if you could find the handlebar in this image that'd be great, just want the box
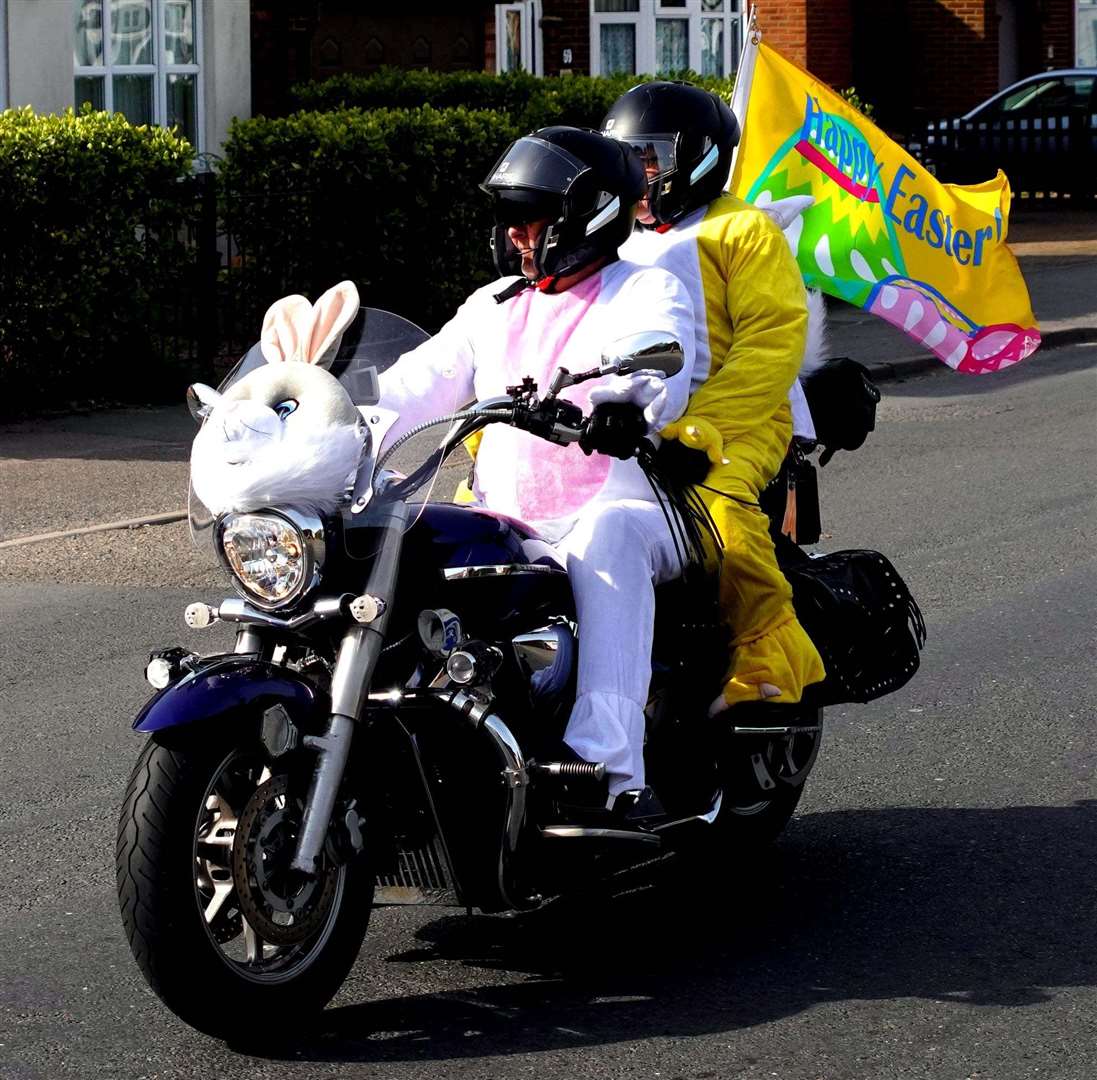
[376,382,596,503]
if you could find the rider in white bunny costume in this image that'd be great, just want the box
[378,128,696,816]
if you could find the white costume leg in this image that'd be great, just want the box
[556,500,683,796]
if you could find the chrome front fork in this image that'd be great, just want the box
[289,500,409,875]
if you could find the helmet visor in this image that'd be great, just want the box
[490,187,563,227]
[618,135,677,184]
[481,136,589,199]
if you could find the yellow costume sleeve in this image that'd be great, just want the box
[684,200,808,443]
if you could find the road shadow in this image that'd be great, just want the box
[248,800,1097,1063]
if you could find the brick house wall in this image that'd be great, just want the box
[848,0,1077,132]
[542,3,591,75]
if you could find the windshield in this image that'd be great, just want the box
[215,306,430,406]
[188,306,431,545]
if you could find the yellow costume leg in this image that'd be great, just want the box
[697,405,826,708]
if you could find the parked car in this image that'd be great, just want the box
[910,68,1097,195]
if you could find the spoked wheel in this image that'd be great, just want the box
[117,729,373,1039]
[713,706,823,848]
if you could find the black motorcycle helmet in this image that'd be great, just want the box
[480,126,646,285]
[601,81,740,227]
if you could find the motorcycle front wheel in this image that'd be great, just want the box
[116,727,373,1040]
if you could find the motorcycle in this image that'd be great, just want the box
[115,306,887,1039]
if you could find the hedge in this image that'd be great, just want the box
[219,105,522,335]
[226,70,738,335]
[291,68,737,132]
[0,107,196,414]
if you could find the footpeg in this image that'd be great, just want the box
[531,759,607,782]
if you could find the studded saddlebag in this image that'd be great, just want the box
[784,549,927,706]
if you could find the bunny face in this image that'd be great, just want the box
[190,281,367,517]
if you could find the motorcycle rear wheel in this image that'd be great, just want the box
[116,727,373,1040]
[710,706,823,849]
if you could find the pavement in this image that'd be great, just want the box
[0,209,1094,551]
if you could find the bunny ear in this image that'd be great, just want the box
[306,281,361,368]
[260,294,314,364]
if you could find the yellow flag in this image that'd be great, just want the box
[730,39,1040,374]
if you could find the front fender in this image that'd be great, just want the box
[133,655,325,734]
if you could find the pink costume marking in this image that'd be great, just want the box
[499,273,612,523]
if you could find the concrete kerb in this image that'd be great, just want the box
[0,511,189,551]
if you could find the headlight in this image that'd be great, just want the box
[217,510,324,609]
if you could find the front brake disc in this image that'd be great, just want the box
[231,775,338,946]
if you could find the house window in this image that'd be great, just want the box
[74,0,202,149]
[591,0,741,77]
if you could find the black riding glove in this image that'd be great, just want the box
[579,402,648,460]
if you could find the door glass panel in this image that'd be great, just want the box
[75,74,106,111]
[728,17,741,71]
[504,9,523,71]
[656,18,688,74]
[111,0,153,65]
[167,73,197,145]
[163,0,195,65]
[600,23,636,74]
[701,17,724,77]
[594,0,639,10]
[702,0,725,9]
[74,0,104,66]
[113,73,154,125]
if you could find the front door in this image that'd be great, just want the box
[496,1,542,74]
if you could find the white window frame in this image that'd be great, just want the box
[74,0,204,152]
[0,0,8,110]
[496,1,543,75]
[590,0,741,78]
[1079,0,1097,68]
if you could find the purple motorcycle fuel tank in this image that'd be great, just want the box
[393,503,575,644]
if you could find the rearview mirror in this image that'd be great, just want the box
[600,332,684,379]
[186,383,221,423]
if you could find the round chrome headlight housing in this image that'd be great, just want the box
[216,510,325,609]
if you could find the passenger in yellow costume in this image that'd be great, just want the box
[603,82,826,713]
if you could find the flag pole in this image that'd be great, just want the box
[727,5,760,186]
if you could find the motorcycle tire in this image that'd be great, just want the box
[116,727,373,1041]
[709,706,823,851]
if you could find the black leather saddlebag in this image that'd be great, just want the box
[784,548,926,706]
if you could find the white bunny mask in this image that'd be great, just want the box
[190,281,367,517]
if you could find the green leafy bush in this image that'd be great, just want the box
[291,68,736,133]
[838,86,876,121]
[226,70,735,335]
[219,105,521,334]
[0,107,195,414]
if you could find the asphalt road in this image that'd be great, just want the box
[1,343,1095,1080]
